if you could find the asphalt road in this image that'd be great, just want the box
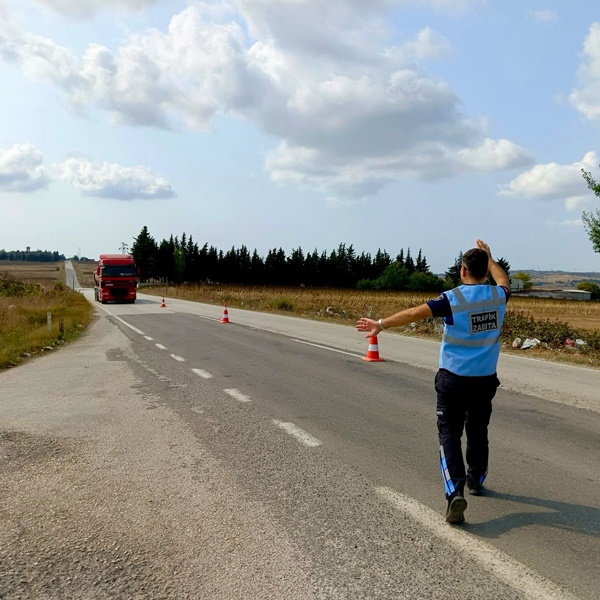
[65,259,80,291]
[1,286,599,599]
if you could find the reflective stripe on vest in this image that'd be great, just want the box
[440,285,506,376]
[442,333,501,347]
[447,286,503,313]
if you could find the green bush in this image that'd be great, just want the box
[374,263,410,290]
[576,281,600,300]
[408,272,444,292]
[502,310,600,351]
[357,278,376,290]
[274,298,294,311]
[0,277,40,297]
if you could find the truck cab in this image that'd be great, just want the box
[94,254,139,304]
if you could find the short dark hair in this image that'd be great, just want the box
[462,248,489,279]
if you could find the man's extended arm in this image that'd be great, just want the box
[355,303,433,338]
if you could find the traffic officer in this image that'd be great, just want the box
[356,240,510,524]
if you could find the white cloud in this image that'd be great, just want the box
[527,9,558,24]
[455,138,533,171]
[56,158,175,200]
[570,22,600,121]
[497,151,597,209]
[0,143,50,192]
[267,137,532,198]
[31,0,158,18]
[1,1,531,199]
[564,196,590,211]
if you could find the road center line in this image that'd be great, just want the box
[272,419,322,447]
[223,388,251,403]
[144,336,154,341]
[170,354,185,362]
[192,368,213,379]
[155,344,168,350]
[376,487,577,600]
[113,315,145,336]
[292,339,363,358]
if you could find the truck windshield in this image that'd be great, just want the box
[101,266,136,277]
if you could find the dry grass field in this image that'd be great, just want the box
[71,260,97,288]
[0,261,65,284]
[507,299,600,331]
[0,261,93,370]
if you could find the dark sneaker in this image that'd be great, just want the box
[445,495,467,524]
[466,476,484,496]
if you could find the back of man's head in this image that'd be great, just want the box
[462,248,489,280]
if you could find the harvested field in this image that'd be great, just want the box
[0,261,65,284]
[70,260,97,288]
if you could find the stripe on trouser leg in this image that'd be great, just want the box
[439,445,455,495]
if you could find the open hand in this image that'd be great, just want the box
[476,239,492,258]
[356,317,381,338]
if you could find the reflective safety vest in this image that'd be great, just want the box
[440,285,507,376]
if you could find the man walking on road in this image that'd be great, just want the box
[356,240,511,524]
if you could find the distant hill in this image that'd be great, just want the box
[514,270,600,289]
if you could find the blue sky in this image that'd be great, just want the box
[1,0,600,274]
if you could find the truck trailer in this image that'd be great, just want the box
[94,254,139,304]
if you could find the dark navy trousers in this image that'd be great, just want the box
[434,368,500,498]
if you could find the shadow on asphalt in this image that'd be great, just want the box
[463,490,600,538]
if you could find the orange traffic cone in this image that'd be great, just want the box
[161,296,166,308]
[362,336,385,362]
[220,303,230,323]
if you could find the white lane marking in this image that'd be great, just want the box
[171,354,186,362]
[155,344,168,350]
[144,336,154,341]
[113,315,145,335]
[376,487,577,600]
[292,339,363,358]
[223,388,251,403]
[192,368,213,379]
[93,303,112,315]
[89,304,144,336]
[272,419,322,448]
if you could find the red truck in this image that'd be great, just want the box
[94,254,139,304]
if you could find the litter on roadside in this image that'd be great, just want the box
[521,338,540,350]
[512,337,541,349]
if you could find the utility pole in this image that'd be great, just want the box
[120,242,129,254]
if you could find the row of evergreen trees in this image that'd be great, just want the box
[130,226,446,291]
[0,249,66,262]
